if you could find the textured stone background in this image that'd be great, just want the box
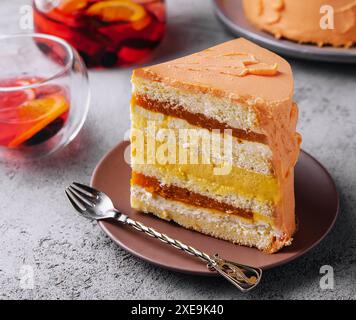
[0,0,355,300]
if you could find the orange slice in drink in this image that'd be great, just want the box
[8,95,69,148]
[58,0,88,14]
[132,14,151,30]
[86,0,147,22]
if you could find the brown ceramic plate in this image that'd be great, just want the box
[91,141,339,275]
[213,0,356,63]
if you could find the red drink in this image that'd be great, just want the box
[0,77,70,148]
[33,0,166,68]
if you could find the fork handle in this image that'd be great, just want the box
[115,212,262,292]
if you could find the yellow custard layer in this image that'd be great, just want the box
[133,163,280,204]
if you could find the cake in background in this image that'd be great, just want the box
[242,0,356,48]
[130,38,301,253]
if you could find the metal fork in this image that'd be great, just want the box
[65,182,262,291]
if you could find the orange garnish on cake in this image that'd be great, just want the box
[8,95,69,148]
[86,0,147,22]
[240,62,279,76]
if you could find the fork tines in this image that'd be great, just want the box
[65,187,87,212]
[65,182,97,213]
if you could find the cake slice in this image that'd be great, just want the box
[130,38,301,253]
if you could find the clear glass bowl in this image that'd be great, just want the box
[0,33,90,161]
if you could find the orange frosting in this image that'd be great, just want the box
[133,38,301,240]
[134,38,293,102]
[243,0,356,47]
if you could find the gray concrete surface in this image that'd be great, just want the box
[0,0,355,300]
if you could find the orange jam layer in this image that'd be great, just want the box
[133,94,268,144]
[132,172,254,220]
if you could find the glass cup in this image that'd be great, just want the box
[33,0,167,68]
[0,33,90,161]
